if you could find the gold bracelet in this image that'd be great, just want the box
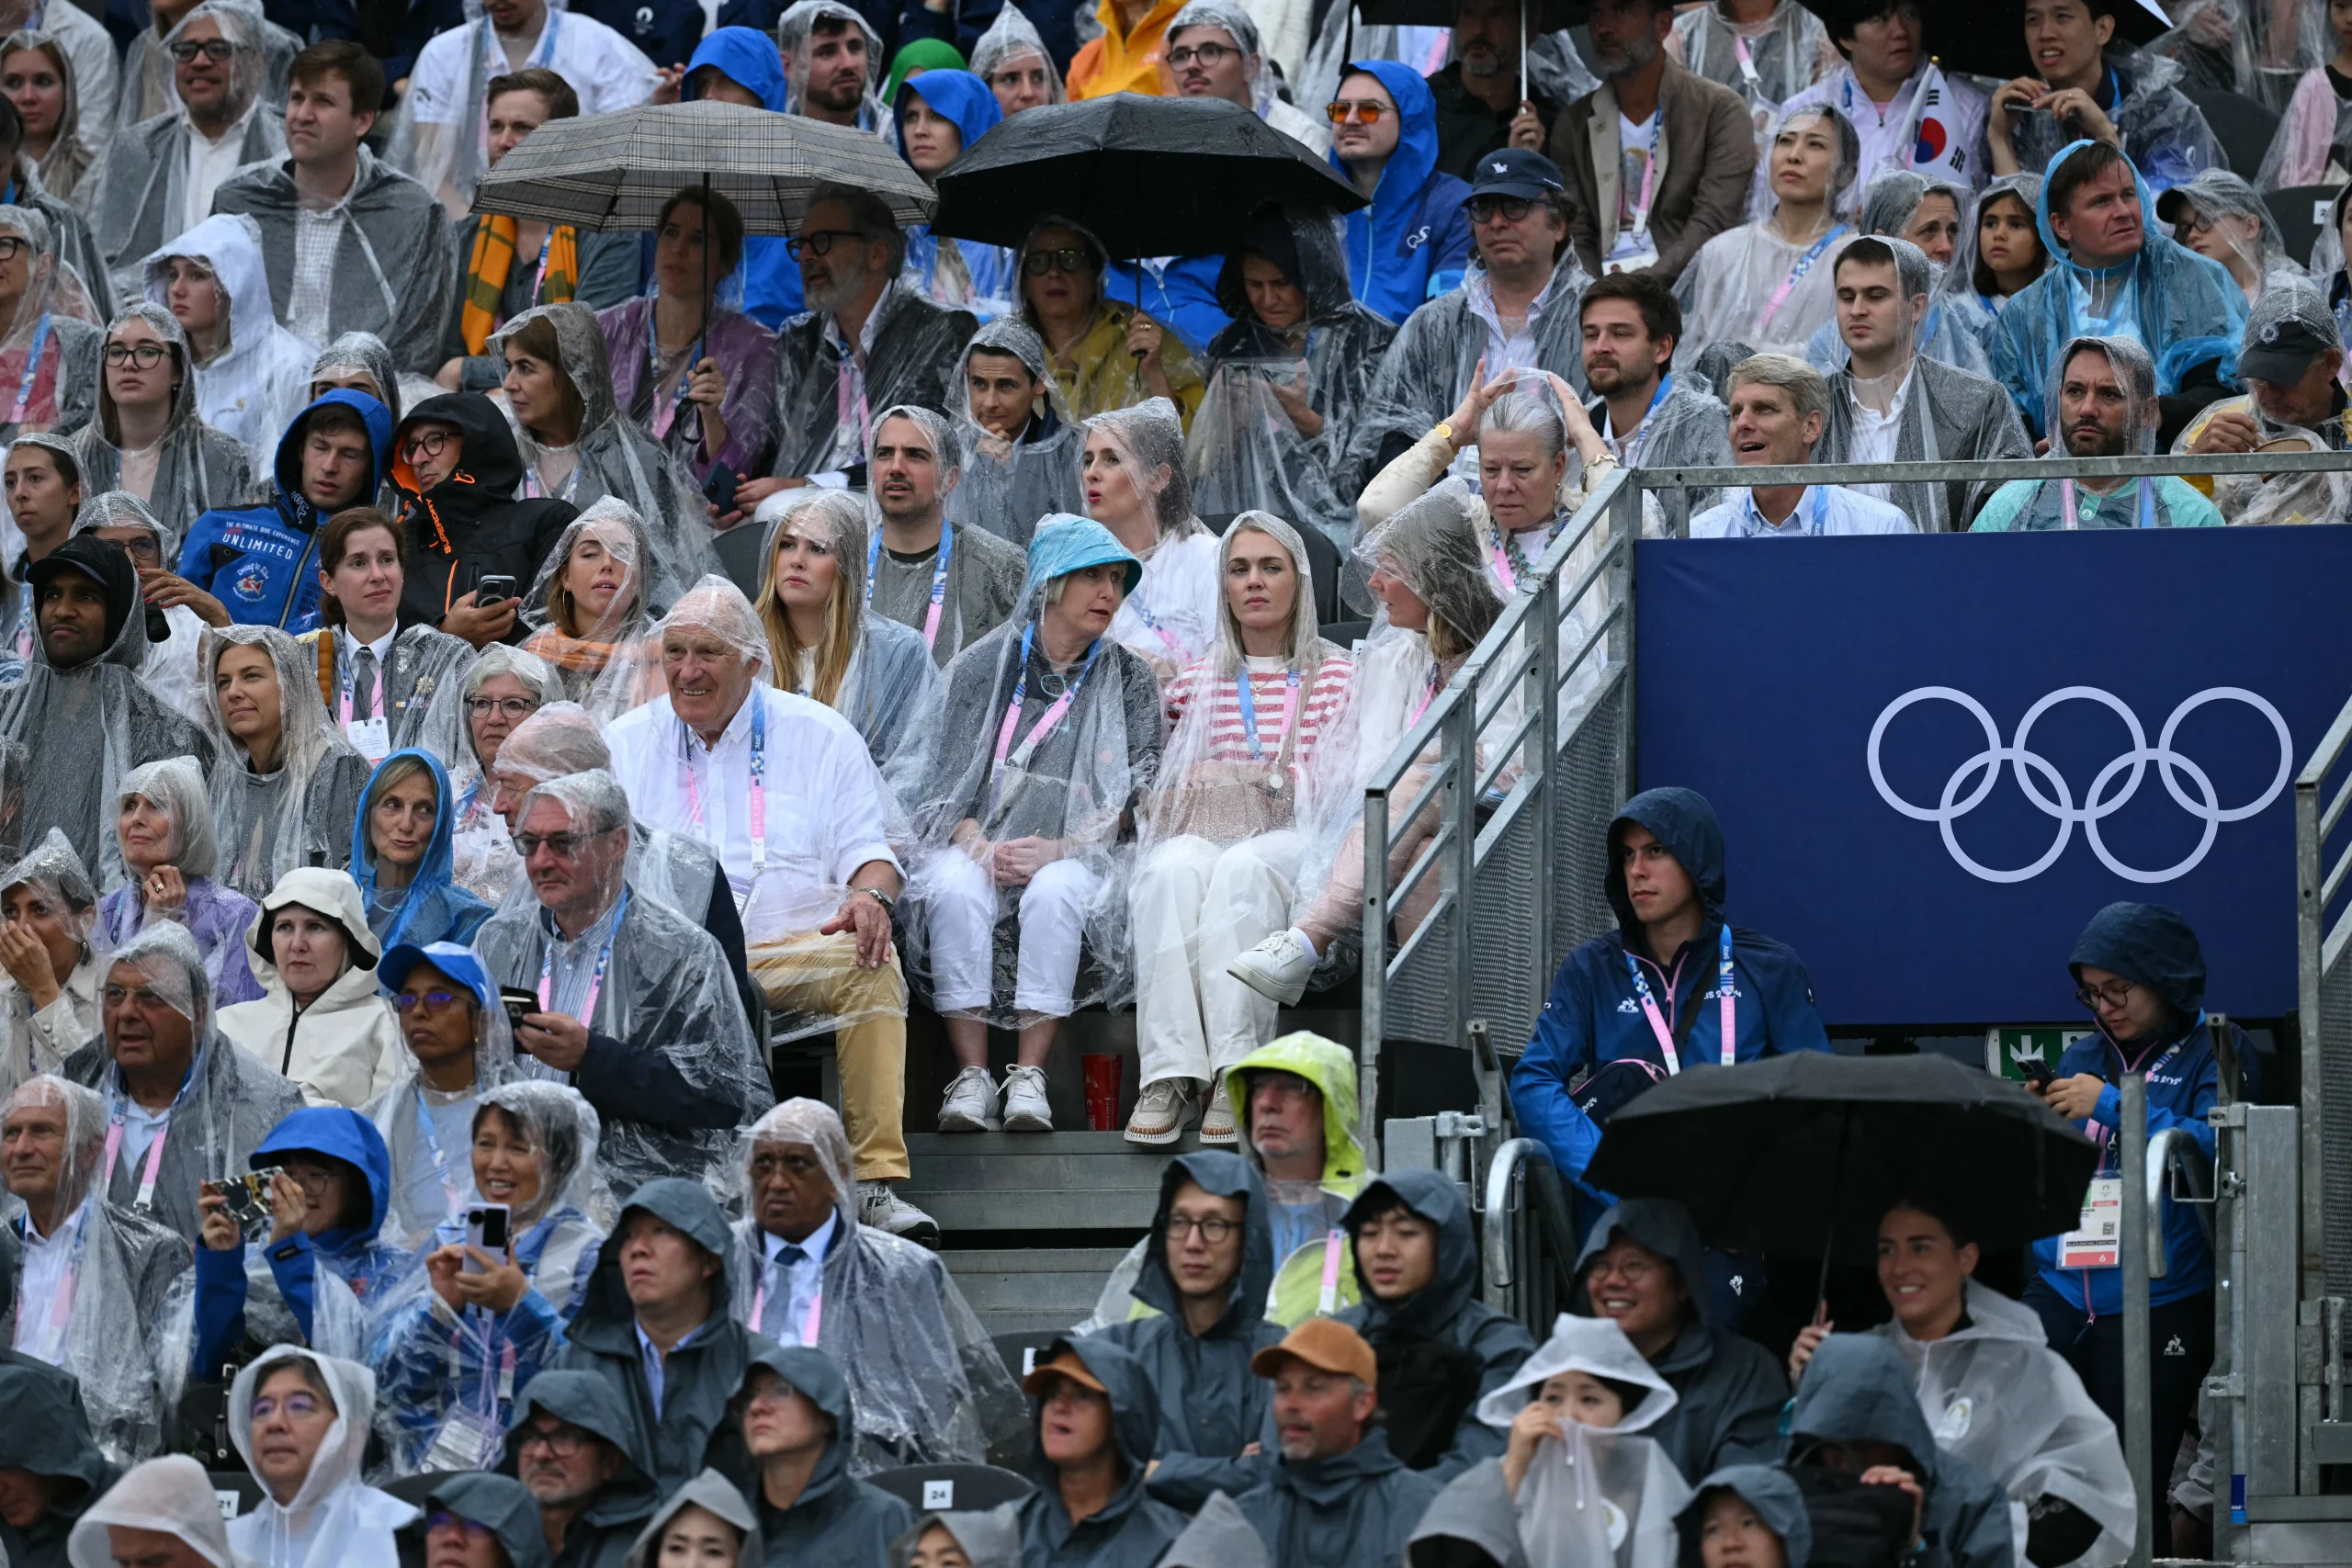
[1584,450,1618,472]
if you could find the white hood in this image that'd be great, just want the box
[141,212,318,451]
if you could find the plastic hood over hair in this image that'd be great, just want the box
[945,316,1084,548]
[2163,167,2295,290]
[2044,333,2161,457]
[116,755,222,880]
[74,487,180,574]
[138,211,314,452]
[657,574,770,677]
[739,1096,856,1219]
[1084,397,1200,538]
[2,825,99,912]
[227,1346,378,1517]
[2,1071,105,1215]
[1167,0,1283,115]
[494,700,610,785]
[480,1077,611,1227]
[1210,513,1322,676]
[66,1456,236,1568]
[967,3,1065,104]
[96,302,200,446]
[1858,170,1969,245]
[349,749,492,951]
[518,500,669,724]
[0,204,93,349]
[1353,478,1505,649]
[751,491,939,759]
[309,332,401,423]
[163,0,273,126]
[197,624,368,896]
[622,1469,763,1568]
[1772,102,1860,217]
[1475,1312,1679,1432]
[776,0,885,121]
[104,919,209,1028]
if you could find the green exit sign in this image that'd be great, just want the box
[1985,1027,2093,1083]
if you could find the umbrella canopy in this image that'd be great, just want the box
[1794,0,2172,80]
[1350,0,1583,30]
[470,99,937,235]
[1582,1052,2099,1259]
[928,92,1365,259]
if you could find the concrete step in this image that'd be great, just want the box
[944,1247,1133,1337]
[899,1131,1183,1233]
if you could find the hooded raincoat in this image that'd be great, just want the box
[196,626,374,899]
[402,1473,552,1568]
[0,833,105,1100]
[346,750,493,950]
[1009,1336,1190,1567]
[390,390,579,636]
[727,1344,917,1553]
[1329,60,1473,322]
[496,1370,660,1568]
[764,279,979,481]
[944,317,1086,548]
[1512,787,1833,1199]
[215,866,406,1110]
[68,304,256,542]
[1233,1410,1442,1568]
[141,213,318,457]
[97,756,261,1009]
[0,1355,119,1558]
[1675,1467,1813,1568]
[1802,173,1996,378]
[63,1454,243,1568]
[2003,49,2222,199]
[621,1469,761,1568]
[898,71,1015,318]
[0,205,103,449]
[1229,1031,1366,1323]
[225,1347,418,1568]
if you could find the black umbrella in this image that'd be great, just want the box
[928,93,1365,261]
[1792,0,2173,82]
[1349,0,1583,34]
[1583,1052,2098,1263]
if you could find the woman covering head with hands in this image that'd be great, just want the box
[0,829,105,1097]
[98,755,265,1007]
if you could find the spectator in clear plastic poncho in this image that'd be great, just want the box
[1786,1197,2132,1568]
[897,70,1016,319]
[1167,1,1329,153]
[0,206,105,450]
[779,0,890,131]
[1973,334,2225,529]
[297,508,478,763]
[1985,140,2245,443]
[347,750,493,951]
[0,79,116,327]
[216,866,403,1108]
[1674,103,1860,364]
[515,503,671,725]
[195,625,370,897]
[361,940,519,1247]
[1804,170,1994,378]
[225,1346,417,1568]
[84,0,285,303]
[751,489,941,766]
[0,532,215,883]
[2,434,90,667]
[944,315,1087,549]
[729,1098,1024,1469]
[0,25,108,211]
[1941,173,2048,349]
[2156,167,2309,310]
[308,330,404,438]
[495,1368,660,1568]
[64,304,254,535]
[113,0,295,134]
[1985,0,2222,197]
[1575,271,1736,535]
[1688,353,1915,536]
[1764,2,1988,219]
[69,491,211,725]
[1083,398,1220,680]
[968,1,1066,117]
[388,392,579,651]
[2177,281,2352,525]
[860,404,1027,667]
[1224,482,1505,1010]
[1,1074,188,1461]
[1127,515,1351,1144]
[1814,236,2032,532]
[1668,0,1836,152]
[2255,0,2352,189]
[65,1456,243,1568]
[0,829,106,1098]
[447,644,562,904]
[99,756,264,1010]
[473,771,772,1196]
[1016,215,1205,431]
[718,1342,917,1559]
[59,920,304,1247]
[895,516,1161,1136]
[1193,205,1397,548]
[139,212,317,457]
[377,1079,609,1473]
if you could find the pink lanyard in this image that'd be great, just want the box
[100,1106,171,1213]
[1125,594,1190,661]
[1317,1229,1345,1315]
[681,702,767,879]
[1623,924,1736,1074]
[537,891,628,1024]
[752,1265,825,1346]
[1756,225,1848,334]
[993,625,1102,770]
[1624,110,1661,238]
[1407,663,1443,729]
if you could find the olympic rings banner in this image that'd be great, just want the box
[1634,526,2352,1026]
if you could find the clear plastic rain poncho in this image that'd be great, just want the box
[888,516,1162,1027]
[1193,206,1398,550]
[309,332,403,425]
[69,491,209,723]
[113,0,296,131]
[0,829,107,1097]
[1674,102,1860,364]
[1991,334,2220,528]
[470,769,772,1195]
[2256,26,2352,188]
[0,205,104,446]
[141,212,318,457]
[2005,46,2223,198]
[361,952,523,1248]
[374,1080,610,1474]
[517,501,671,724]
[96,755,263,1008]
[2190,281,2352,525]
[2164,0,2330,113]
[944,316,1086,548]
[729,1099,1026,1470]
[1987,141,2248,438]
[1804,172,1992,378]
[196,626,371,899]
[1472,1314,1694,1568]
[778,0,888,131]
[753,489,940,764]
[1670,0,1836,152]
[487,303,718,598]
[447,644,564,904]
[1088,398,1223,675]
[9,28,96,207]
[1165,0,1312,132]
[66,303,257,525]
[968,3,1067,107]
[0,526,216,885]
[1868,1280,2134,1568]
[2161,166,2308,304]
[66,1455,241,1568]
[1940,173,2047,350]
[225,1348,416,1568]
[0,1074,187,1461]
[767,262,985,482]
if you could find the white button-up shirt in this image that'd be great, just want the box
[1690,482,1917,537]
[754,1209,838,1346]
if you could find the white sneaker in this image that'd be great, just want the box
[1227,931,1314,1006]
[1197,1076,1238,1145]
[857,1181,940,1247]
[937,1066,999,1133]
[1124,1077,1198,1145]
[1001,1064,1054,1133]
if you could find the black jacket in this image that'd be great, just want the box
[391,392,577,637]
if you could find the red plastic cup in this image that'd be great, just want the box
[1081,1055,1124,1131]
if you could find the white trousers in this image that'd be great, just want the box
[1131,831,1306,1088]
[920,848,1102,1018]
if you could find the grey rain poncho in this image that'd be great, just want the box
[1813,236,2033,533]
[400,1473,551,1568]
[1804,172,1994,378]
[494,1370,660,1568]
[1009,1336,1189,1568]
[1784,1335,2018,1568]
[943,315,1086,549]
[2177,282,2352,526]
[0,1074,189,1462]
[890,1507,1026,1568]
[0,528,214,884]
[1235,1421,1444,1568]
[516,501,671,725]
[225,1347,418,1568]
[98,754,264,1010]
[490,305,717,598]
[359,955,525,1248]
[621,1470,761,1568]
[764,279,978,480]
[1866,1280,2133,1568]
[0,204,105,447]
[730,1098,1024,1469]
[67,303,257,527]
[1089,398,1222,673]
[140,212,319,457]
[1160,1493,1270,1568]
[85,1,287,303]
[777,0,889,129]
[752,489,940,766]
[1673,103,1860,364]
[1407,1461,1532,1568]
[193,625,371,899]
[471,771,770,1195]
[1102,1151,1284,1511]
[59,921,307,1246]
[889,516,1163,1028]
[72,491,211,726]
[66,1455,240,1568]
[447,643,564,904]
[1193,207,1398,547]
[1670,0,1833,147]
[0,830,107,1096]
[1673,1467,1814,1568]
[2158,166,2308,305]
[722,1343,917,1554]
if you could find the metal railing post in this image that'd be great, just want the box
[1609,472,1641,801]
[1360,783,1389,1174]
[1447,681,1476,1056]
[2122,1073,2154,1568]
[1530,545,1559,1011]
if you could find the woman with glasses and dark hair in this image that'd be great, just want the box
[1017,214,1204,428]
[65,302,253,525]
[387,390,579,652]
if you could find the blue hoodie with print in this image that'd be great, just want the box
[1329,60,1472,324]
[686,28,806,329]
[174,390,393,634]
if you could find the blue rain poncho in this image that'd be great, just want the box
[897,71,1014,320]
[347,750,493,951]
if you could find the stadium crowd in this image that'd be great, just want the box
[0,0,2310,1560]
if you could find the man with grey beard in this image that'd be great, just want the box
[729,184,978,519]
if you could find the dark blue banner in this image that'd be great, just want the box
[1634,526,2352,1026]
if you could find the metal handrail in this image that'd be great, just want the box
[1481,1134,1585,1326]
[2146,1128,2214,1280]
[2295,693,2352,1296]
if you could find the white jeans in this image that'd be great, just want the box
[919,848,1102,1018]
[1131,831,1306,1088]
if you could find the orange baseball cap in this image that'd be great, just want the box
[1249,1316,1377,1388]
[1022,1346,1108,1399]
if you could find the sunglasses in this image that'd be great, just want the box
[1326,99,1391,125]
[1023,246,1092,276]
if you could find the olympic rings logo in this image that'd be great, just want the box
[1865,686,2294,885]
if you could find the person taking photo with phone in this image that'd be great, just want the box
[387,391,579,651]
[360,941,520,1247]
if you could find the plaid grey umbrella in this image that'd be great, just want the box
[469,99,936,235]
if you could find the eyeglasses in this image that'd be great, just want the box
[109,535,163,564]
[2076,979,2139,1011]
[392,989,466,1013]
[101,984,174,1009]
[168,39,236,62]
[1469,194,1535,224]
[514,1425,590,1458]
[467,695,540,720]
[249,1393,323,1421]
[1165,41,1235,67]
[1586,1252,1660,1285]
[401,429,456,461]
[425,1512,496,1540]
[1163,1214,1239,1242]
[104,343,169,368]
[2175,212,2217,240]
[1023,246,1092,276]
[513,828,614,859]
[0,237,27,263]
[786,230,865,260]
[1326,99,1391,124]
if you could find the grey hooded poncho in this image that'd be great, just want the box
[942,316,1086,550]
[723,1345,917,1556]
[68,302,256,530]
[1007,1336,1189,1568]
[192,624,371,899]
[494,1370,660,1568]
[765,281,978,481]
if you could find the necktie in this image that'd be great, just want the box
[353,646,378,722]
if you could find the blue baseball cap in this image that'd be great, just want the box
[1470,147,1565,200]
[379,942,494,1010]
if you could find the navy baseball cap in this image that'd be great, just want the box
[1470,148,1564,199]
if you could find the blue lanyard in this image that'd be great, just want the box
[1623,924,1736,1073]
[1234,667,1300,764]
[866,522,956,651]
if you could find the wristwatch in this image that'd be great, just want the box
[858,886,897,912]
[1430,421,1454,448]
